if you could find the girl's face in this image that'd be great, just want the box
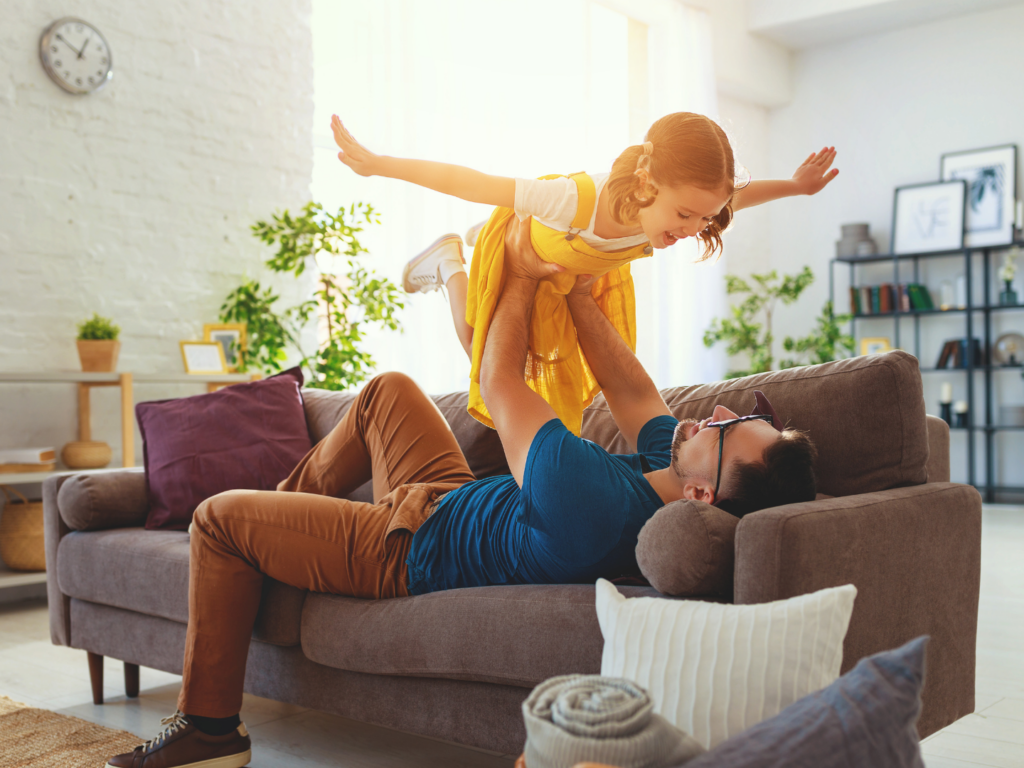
[636,180,731,249]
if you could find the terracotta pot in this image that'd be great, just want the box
[77,339,121,372]
[61,441,112,469]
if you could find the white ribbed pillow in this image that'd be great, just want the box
[595,579,857,750]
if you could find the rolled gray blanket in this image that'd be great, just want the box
[522,675,705,768]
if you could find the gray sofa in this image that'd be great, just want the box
[43,351,981,754]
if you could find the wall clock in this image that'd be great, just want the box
[39,18,113,95]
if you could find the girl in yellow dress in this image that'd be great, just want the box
[331,112,838,435]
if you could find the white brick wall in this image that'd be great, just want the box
[0,1,314,468]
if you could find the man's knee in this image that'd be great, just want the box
[192,490,252,536]
[365,371,423,401]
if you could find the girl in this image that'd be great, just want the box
[331,112,838,435]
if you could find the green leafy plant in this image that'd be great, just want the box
[779,300,855,369]
[220,202,404,390]
[703,267,814,378]
[76,313,120,341]
[703,267,854,378]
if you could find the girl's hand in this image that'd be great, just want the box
[791,147,839,195]
[331,115,379,177]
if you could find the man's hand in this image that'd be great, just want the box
[331,115,380,177]
[569,274,597,296]
[790,147,839,196]
[503,216,566,282]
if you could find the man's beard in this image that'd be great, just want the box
[670,418,700,477]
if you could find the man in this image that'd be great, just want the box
[107,217,817,768]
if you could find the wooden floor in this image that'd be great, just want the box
[0,505,1020,766]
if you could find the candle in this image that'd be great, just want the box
[940,383,953,404]
[954,400,969,414]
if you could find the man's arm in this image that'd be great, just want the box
[566,285,671,450]
[478,218,563,487]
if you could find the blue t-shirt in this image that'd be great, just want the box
[405,415,677,595]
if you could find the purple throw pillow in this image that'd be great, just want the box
[136,367,312,530]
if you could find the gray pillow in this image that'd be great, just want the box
[681,636,928,768]
[636,500,737,597]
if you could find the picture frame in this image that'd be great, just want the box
[860,337,892,356]
[891,180,967,255]
[180,341,229,374]
[941,144,1018,248]
[203,323,247,372]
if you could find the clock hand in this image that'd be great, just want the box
[78,38,91,59]
[55,33,83,57]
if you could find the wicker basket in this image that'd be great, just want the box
[0,486,46,572]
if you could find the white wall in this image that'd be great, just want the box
[0,2,314,467]
[764,3,1024,485]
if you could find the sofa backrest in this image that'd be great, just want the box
[582,350,928,497]
[301,350,929,498]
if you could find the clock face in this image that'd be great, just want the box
[39,18,113,95]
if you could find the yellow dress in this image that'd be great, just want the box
[466,172,653,436]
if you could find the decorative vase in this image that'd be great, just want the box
[76,339,121,372]
[999,280,1018,306]
[61,441,112,469]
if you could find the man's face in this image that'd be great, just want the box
[669,405,780,501]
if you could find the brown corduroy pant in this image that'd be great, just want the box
[177,371,476,717]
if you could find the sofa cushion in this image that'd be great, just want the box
[56,528,304,646]
[685,636,927,768]
[57,469,148,531]
[137,367,312,530]
[636,500,737,597]
[299,583,677,687]
[582,350,929,498]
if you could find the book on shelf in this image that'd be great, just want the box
[0,447,56,474]
[850,283,932,315]
[935,338,984,369]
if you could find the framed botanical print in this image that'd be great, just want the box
[891,180,967,255]
[941,144,1017,248]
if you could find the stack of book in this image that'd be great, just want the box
[935,338,985,369]
[0,447,57,474]
[850,283,935,315]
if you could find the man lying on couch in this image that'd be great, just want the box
[107,216,818,768]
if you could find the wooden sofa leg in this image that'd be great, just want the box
[87,652,104,705]
[125,662,140,698]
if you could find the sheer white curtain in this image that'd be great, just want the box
[311,0,725,394]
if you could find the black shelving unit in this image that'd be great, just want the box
[829,243,1024,502]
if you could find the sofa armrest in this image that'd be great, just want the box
[733,482,980,738]
[926,415,950,483]
[44,470,148,647]
[56,469,148,531]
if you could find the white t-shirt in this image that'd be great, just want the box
[513,173,650,253]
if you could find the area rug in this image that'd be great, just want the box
[0,694,141,767]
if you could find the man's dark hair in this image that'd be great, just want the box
[715,429,817,518]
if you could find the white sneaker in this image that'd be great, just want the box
[403,234,465,294]
[465,220,488,247]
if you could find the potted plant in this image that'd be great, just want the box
[76,313,121,372]
[999,246,1019,306]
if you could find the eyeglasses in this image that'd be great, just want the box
[706,391,783,500]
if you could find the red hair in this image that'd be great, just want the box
[606,112,738,262]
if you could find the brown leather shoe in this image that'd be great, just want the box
[105,712,251,768]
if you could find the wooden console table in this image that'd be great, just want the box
[0,371,261,473]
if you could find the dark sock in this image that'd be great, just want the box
[186,713,241,736]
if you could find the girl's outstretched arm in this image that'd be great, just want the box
[331,115,515,208]
[731,146,839,212]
